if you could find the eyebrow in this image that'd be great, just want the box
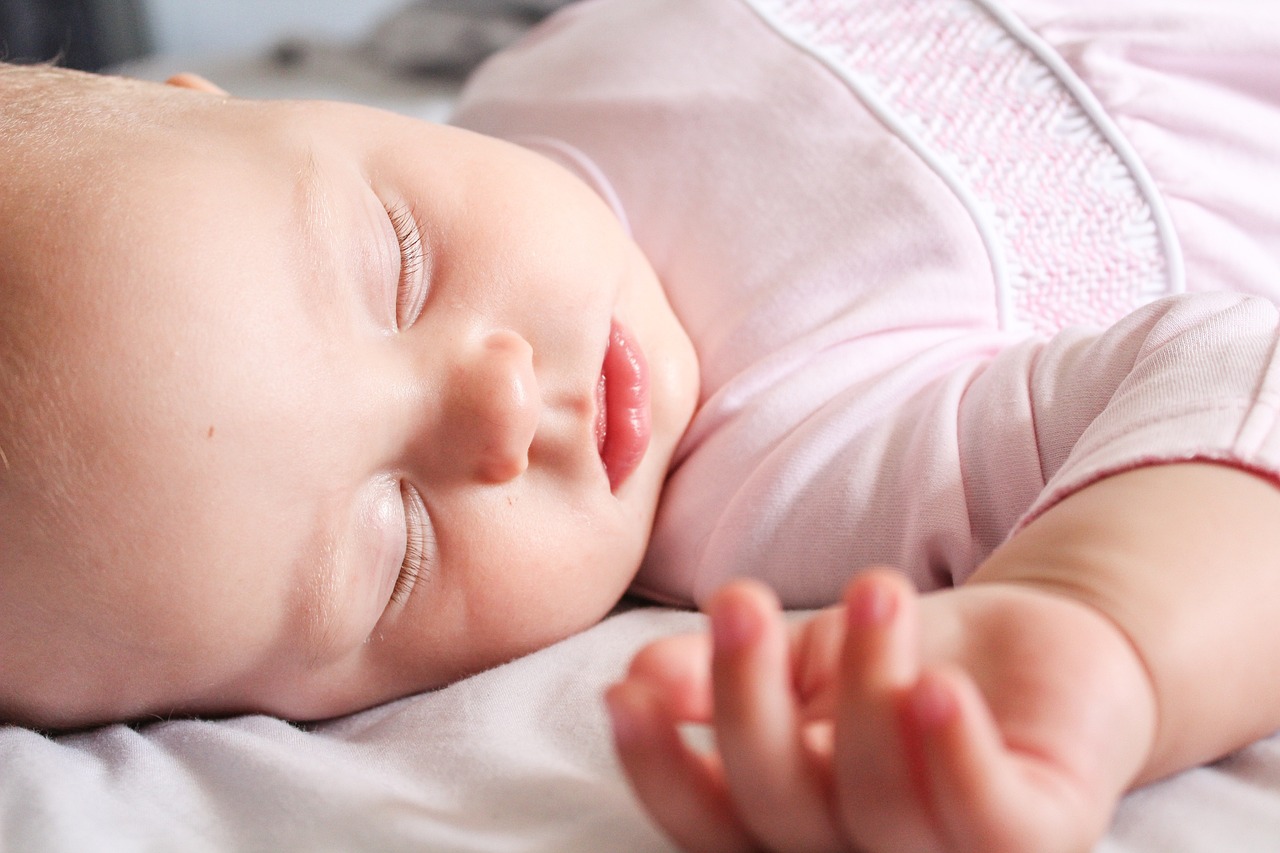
[295,146,399,331]
[301,533,345,670]
[295,150,339,293]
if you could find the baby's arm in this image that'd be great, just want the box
[607,461,1280,852]
[974,461,1280,785]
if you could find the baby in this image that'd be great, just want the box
[0,62,700,727]
[3,1,1280,851]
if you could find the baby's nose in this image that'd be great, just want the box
[449,329,541,483]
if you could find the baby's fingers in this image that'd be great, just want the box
[832,571,930,848]
[625,632,716,723]
[708,581,845,853]
[606,680,754,853]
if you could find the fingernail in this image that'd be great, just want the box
[847,579,895,628]
[909,673,957,729]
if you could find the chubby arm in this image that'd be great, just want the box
[608,461,1280,852]
[973,461,1280,785]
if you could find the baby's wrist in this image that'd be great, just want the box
[957,574,1160,796]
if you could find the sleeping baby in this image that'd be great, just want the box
[5,0,1280,851]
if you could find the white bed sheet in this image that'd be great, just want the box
[4,45,1280,853]
[3,606,1280,852]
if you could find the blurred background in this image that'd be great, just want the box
[0,0,150,69]
[0,0,415,69]
[0,0,570,117]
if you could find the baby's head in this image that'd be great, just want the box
[0,65,698,729]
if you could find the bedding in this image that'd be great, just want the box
[5,3,1280,851]
[3,605,1280,851]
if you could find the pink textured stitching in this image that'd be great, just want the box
[754,0,1175,335]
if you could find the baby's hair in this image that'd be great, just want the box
[0,63,200,530]
[0,63,149,728]
[0,63,156,585]
[0,65,80,494]
[0,62,159,157]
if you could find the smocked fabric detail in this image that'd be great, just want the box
[744,0,1184,335]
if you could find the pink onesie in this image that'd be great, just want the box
[452,0,1280,607]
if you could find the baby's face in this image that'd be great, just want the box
[0,76,698,726]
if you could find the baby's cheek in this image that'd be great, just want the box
[465,559,609,664]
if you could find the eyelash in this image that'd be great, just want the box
[387,202,427,330]
[392,481,430,605]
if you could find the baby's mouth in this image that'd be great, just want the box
[596,320,651,492]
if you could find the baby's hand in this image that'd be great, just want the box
[606,572,1154,853]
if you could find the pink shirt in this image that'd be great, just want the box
[453,0,1280,606]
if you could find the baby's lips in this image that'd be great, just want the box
[599,320,651,491]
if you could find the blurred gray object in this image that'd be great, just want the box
[0,0,150,69]
[369,0,574,76]
[111,0,576,121]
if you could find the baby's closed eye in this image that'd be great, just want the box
[385,202,429,331]
[391,480,432,606]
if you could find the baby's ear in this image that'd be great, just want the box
[165,72,228,96]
